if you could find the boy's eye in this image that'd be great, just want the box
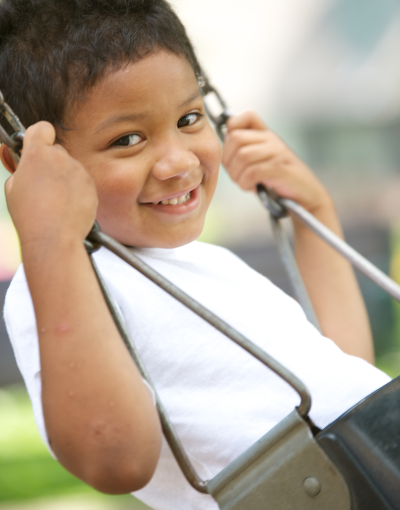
[113,134,142,147]
[177,113,201,128]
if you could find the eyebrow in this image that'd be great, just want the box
[93,113,144,135]
[93,90,203,135]
[180,90,203,108]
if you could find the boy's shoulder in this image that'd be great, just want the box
[4,264,34,336]
[4,264,29,306]
[4,240,245,292]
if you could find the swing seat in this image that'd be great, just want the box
[317,375,400,510]
[206,377,400,510]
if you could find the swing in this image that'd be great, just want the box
[1,84,400,510]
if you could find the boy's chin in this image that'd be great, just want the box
[141,229,203,249]
[103,224,204,249]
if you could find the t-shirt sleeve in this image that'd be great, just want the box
[3,264,157,460]
[3,265,55,457]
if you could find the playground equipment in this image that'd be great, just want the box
[1,85,400,509]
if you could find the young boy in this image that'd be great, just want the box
[1,1,390,509]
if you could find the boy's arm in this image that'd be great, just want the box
[222,111,374,364]
[5,123,162,493]
[292,203,374,364]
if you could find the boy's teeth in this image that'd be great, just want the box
[156,192,191,206]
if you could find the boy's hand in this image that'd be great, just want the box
[222,111,332,215]
[5,121,97,249]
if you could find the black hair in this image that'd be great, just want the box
[0,0,205,131]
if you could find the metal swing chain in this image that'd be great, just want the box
[0,91,25,162]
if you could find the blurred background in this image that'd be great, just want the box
[1,0,400,507]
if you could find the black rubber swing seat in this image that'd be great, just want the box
[317,375,400,510]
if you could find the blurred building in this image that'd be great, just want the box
[271,0,400,366]
[274,0,400,224]
[278,0,400,123]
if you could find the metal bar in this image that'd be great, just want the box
[207,409,351,510]
[282,198,400,302]
[257,184,321,330]
[207,410,302,495]
[270,216,321,330]
[87,229,312,418]
[90,255,208,493]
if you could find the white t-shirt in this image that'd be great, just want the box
[4,241,390,510]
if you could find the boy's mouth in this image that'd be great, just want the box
[141,186,200,215]
[152,191,191,206]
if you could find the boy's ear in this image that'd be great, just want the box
[0,144,17,174]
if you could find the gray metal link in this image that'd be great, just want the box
[0,91,25,162]
[201,77,233,141]
[257,184,321,330]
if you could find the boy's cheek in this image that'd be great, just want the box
[200,137,222,204]
[202,132,223,176]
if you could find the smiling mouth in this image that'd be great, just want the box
[151,191,192,206]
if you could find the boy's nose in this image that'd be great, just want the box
[152,140,200,180]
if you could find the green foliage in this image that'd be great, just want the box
[375,221,400,379]
[0,456,91,502]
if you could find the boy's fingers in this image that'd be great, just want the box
[223,129,273,169]
[226,110,267,132]
[23,121,57,148]
[224,141,276,181]
[236,161,291,193]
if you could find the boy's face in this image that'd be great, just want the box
[60,50,222,248]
